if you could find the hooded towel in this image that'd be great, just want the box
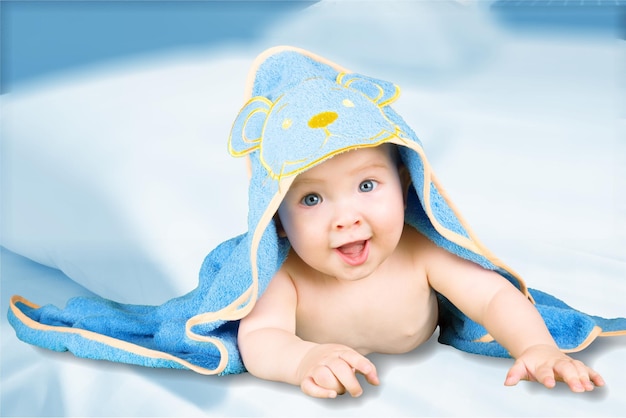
[8,46,626,375]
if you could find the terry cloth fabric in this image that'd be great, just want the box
[8,46,626,375]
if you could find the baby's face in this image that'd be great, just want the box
[277,145,406,282]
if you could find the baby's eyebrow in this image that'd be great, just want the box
[348,161,390,176]
[290,177,323,189]
[294,162,390,186]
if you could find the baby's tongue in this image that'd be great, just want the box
[338,241,365,255]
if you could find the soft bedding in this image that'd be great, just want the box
[2,1,625,416]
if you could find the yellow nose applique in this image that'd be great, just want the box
[308,111,338,129]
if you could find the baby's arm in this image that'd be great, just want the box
[237,268,379,398]
[424,240,604,392]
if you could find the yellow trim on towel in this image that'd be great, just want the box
[475,334,495,343]
[473,326,607,354]
[9,295,229,375]
[560,326,602,353]
[598,329,626,337]
[336,72,401,108]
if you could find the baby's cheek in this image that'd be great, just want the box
[288,222,320,252]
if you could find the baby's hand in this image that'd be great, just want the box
[504,344,605,392]
[297,344,380,398]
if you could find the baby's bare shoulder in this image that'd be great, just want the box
[400,225,441,258]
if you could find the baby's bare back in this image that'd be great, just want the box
[286,227,439,355]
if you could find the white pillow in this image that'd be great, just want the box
[1,51,252,304]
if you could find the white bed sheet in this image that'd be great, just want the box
[2,4,625,417]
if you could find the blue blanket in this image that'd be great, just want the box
[8,46,626,375]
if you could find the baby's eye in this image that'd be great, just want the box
[359,180,378,193]
[301,193,322,207]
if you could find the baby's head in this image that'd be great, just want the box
[275,144,409,281]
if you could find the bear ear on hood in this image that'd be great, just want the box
[228,96,273,157]
[337,73,400,108]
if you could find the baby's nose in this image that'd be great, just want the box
[308,111,338,129]
[335,218,361,230]
[334,208,362,230]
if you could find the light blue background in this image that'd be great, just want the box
[1,1,315,93]
[2,1,625,416]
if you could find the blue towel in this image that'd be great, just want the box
[8,46,626,376]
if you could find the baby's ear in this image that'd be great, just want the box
[273,214,287,238]
[399,164,412,207]
[337,73,400,107]
[228,97,272,157]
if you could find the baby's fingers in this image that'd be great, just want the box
[588,366,606,388]
[505,357,606,393]
[301,375,339,399]
[302,360,361,398]
[504,359,545,387]
[338,351,380,386]
[505,358,561,389]
[326,357,367,397]
[555,360,604,392]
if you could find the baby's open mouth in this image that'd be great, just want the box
[335,240,369,266]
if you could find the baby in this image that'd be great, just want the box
[237,143,604,398]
